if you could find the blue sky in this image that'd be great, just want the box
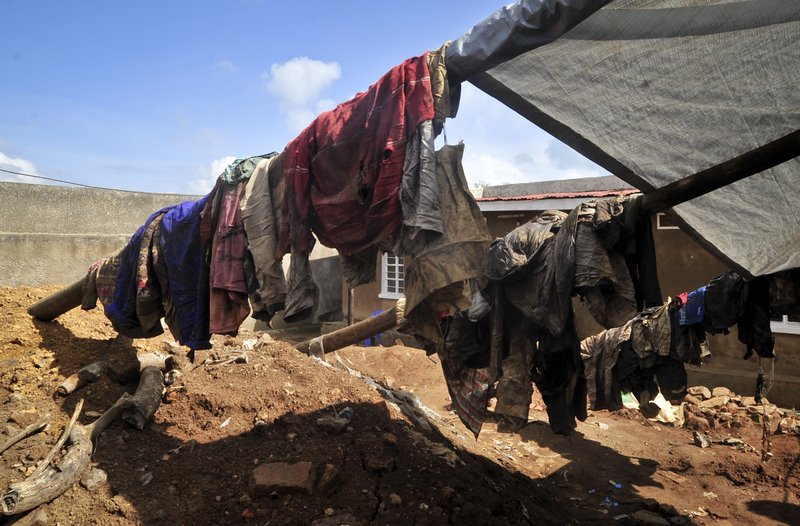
[1,0,603,195]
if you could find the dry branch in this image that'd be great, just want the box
[295,299,405,356]
[0,420,49,456]
[1,402,88,516]
[1,355,168,516]
[121,366,165,429]
[56,361,107,396]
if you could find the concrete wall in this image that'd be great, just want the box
[1,181,344,329]
[0,182,200,286]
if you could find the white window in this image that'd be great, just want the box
[379,253,405,300]
[770,314,800,335]
[656,212,680,230]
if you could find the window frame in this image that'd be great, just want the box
[656,212,680,230]
[770,314,800,335]
[379,252,405,300]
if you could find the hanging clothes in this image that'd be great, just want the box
[158,196,211,350]
[630,301,672,359]
[241,154,287,321]
[220,153,276,184]
[403,144,491,343]
[104,207,171,339]
[135,212,168,335]
[201,180,251,335]
[573,216,637,329]
[678,286,706,326]
[279,53,435,257]
[580,321,632,411]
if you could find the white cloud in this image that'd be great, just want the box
[286,107,315,133]
[263,57,341,132]
[189,155,236,194]
[0,152,39,183]
[264,57,341,106]
[212,60,238,75]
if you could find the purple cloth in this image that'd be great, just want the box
[158,196,211,350]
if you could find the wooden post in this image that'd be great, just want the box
[296,299,404,355]
[27,278,84,321]
[641,130,800,213]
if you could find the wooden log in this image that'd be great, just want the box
[1,356,169,516]
[1,402,89,516]
[641,129,800,213]
[295,299,405,356]
[27,279,84,322]
[121,366,165,430]
[56,361,107,396]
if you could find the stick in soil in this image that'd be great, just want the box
[0,420,49,456]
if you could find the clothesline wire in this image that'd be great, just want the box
[0,166,148,194]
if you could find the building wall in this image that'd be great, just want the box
[1,181,344,330]
[345,252,398,322]
[0,182,200,286]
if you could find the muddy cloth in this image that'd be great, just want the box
[769,268,800,315]
[426,41,460,136]
[580,321,632,411]
[340,246,379,288]
[241,156,287,321]
[574,220,637,329]
[494,324,536,425]
[398,119,440,255]
[201,180,251,335]
[530,314,587,435]
[591,195,662,310]
[704,271,747,330]
[220,153,276,184]
[615,342,688,406]
[486,213,562,284]
[630,301,672,359]
[279,54,435,257]
[488,208,578,337]
[104,207,171,339]
[678,286,706,326]
[158,196,211,350]
[396,44,462,255]
[439,352,492,439]
[442,314,491,370]
[486,207,586,435]
[135,213,167,335]
[82,255,119,311]
[283,247,318,323]
[738,275,774,359]
[150,222,179,343]
[403,144,491,343]
[704,271,774,359]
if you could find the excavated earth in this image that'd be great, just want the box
[1,286,798,526]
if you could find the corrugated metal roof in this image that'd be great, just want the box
[476,188,638,202]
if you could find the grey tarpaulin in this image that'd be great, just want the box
[448,0,800,277]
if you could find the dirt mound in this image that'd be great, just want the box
[1,286,799,525]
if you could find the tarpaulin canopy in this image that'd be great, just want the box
[447,0,800,278]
